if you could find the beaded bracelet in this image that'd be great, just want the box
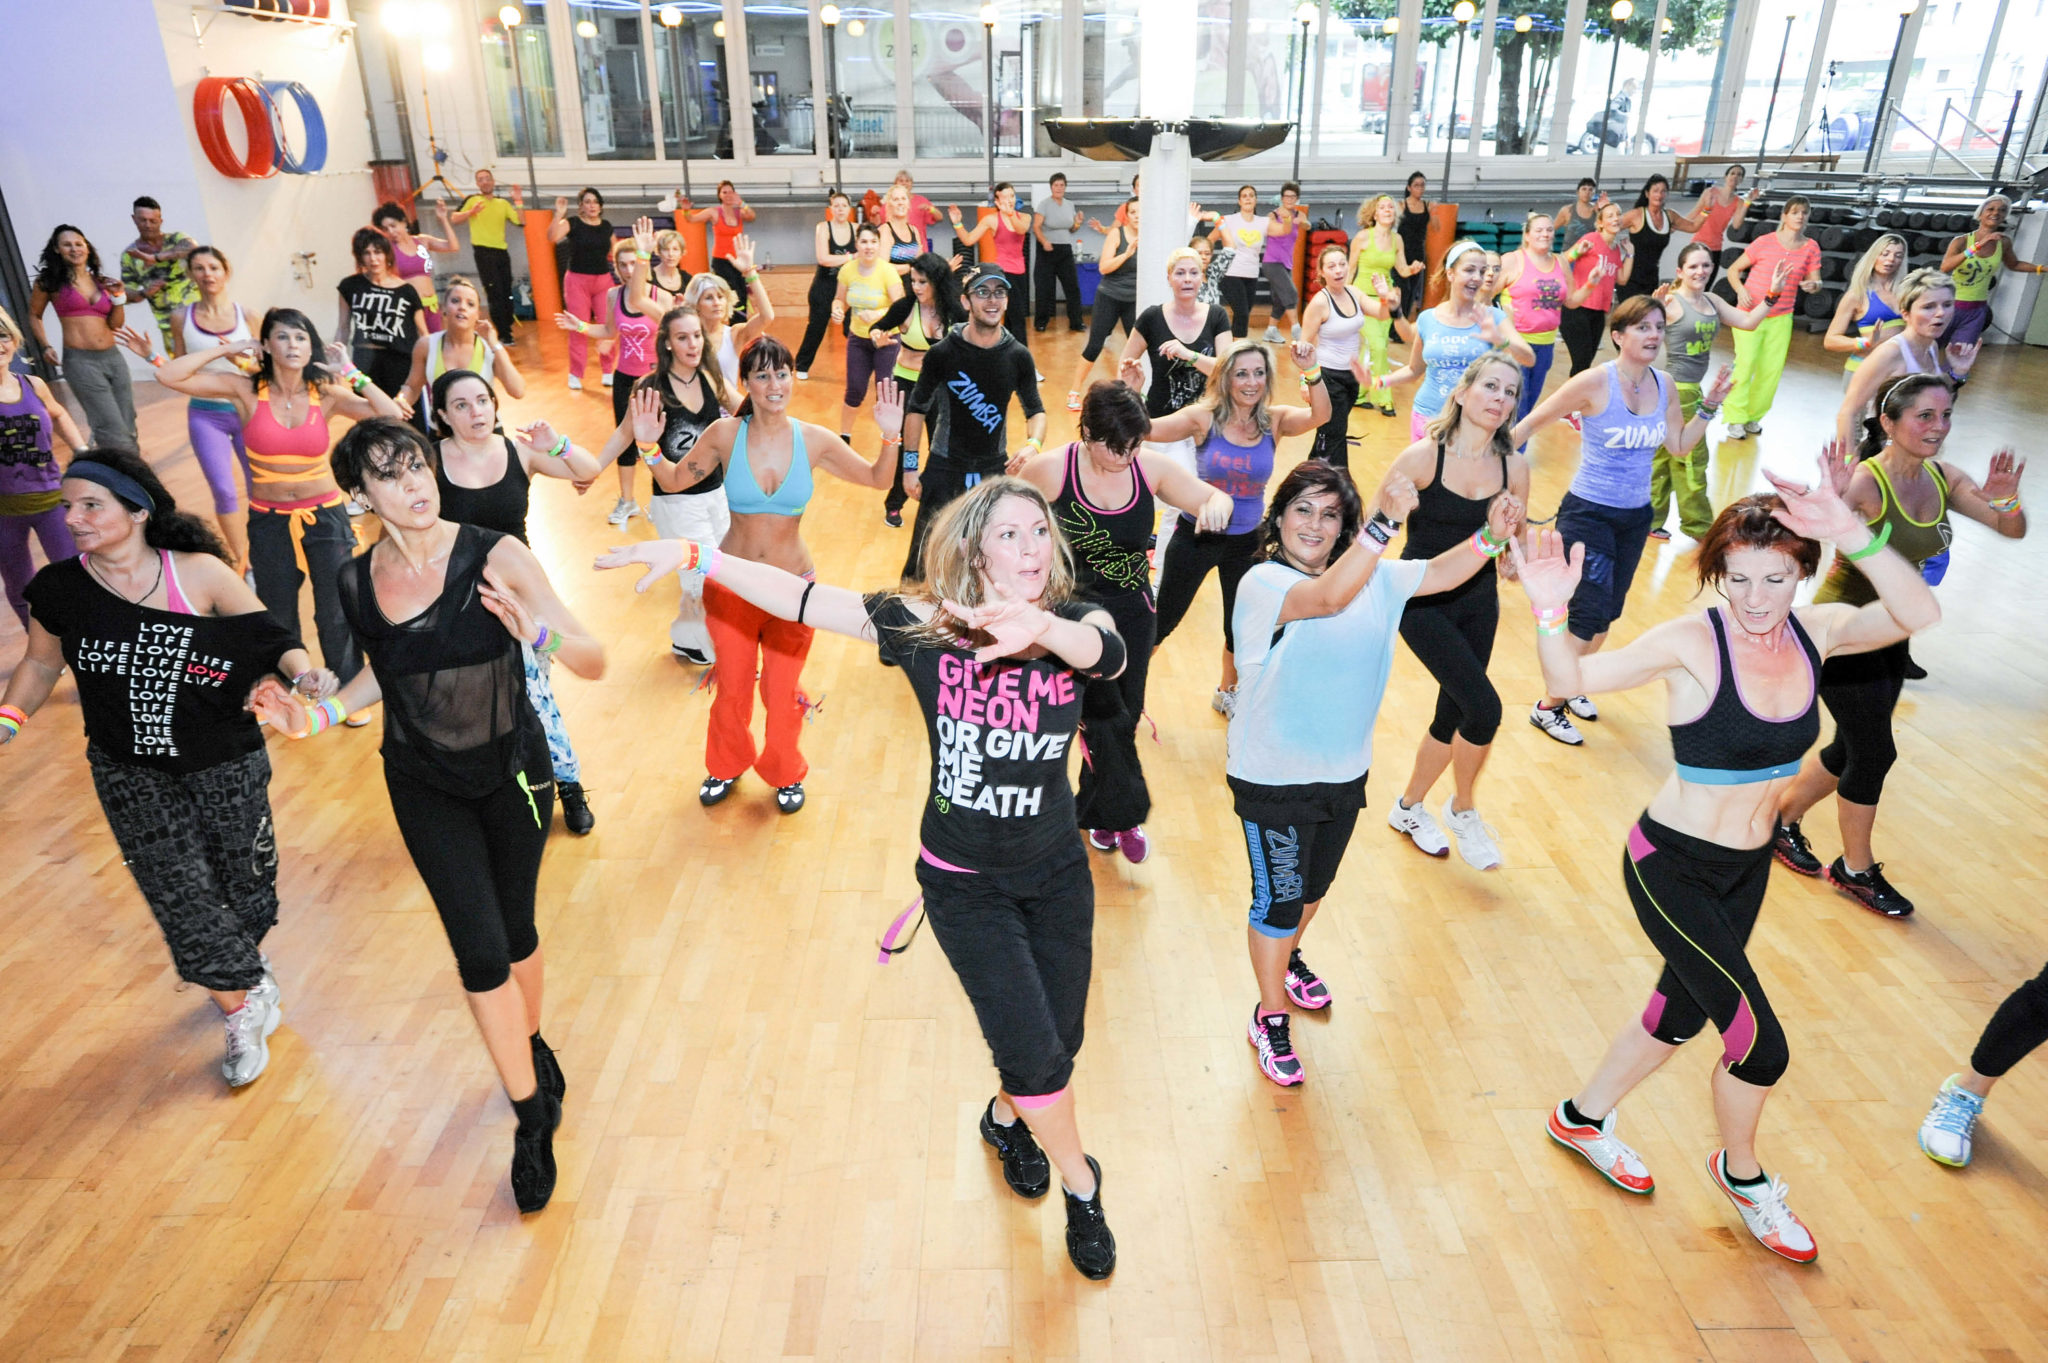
[1840,522,1892,561]
[1989,494,2022,515]
[0,703,27,738]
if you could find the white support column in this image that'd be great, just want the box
[806,2,828,163]
[1706,0,1760,157]
[639,0,668,159]
[1464,0,1499,157]
[1061,0,1083,134]
[1227,0,1250,117]
[1548,0,1587,158]
[1309,0,1331,157]
[897,0,916,161]
[1637,0,1667,142]
[1136,0,1194,313]
[1386,0,1424,155]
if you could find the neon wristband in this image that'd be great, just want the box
[636,440,662,459]
[532,623,565,656]
[1300,366,1323,387]
[546,435,570,459]
[1469,527,1507,559]
[1840,522,1891,562]
[1535,618,1569,636]
[293,698,347,738]
[148,354,165,368]
[1989,494,2022,515]
[680,541,722,576]
[0,703,26,737]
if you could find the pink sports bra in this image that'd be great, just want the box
[80,550,194,614]
[54,283,113,319]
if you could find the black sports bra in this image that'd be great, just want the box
[1667,608,1821,785]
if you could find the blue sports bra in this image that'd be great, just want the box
[1667,608,1821,785]
[725,418,814,517]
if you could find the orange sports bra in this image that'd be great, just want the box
[243,388,331,484]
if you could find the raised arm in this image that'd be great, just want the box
[598,540,880,643]
[808,381,906,489]
[1940,234,1970,273]
[1767,451,1940,656]
[142,336,255,402]
[1835,346,1898,447]
[1273,341,1331,437]
[511,418,603,483]
[1508,364,1607,447]
[1511,529,1696,698]
[1938,449,2028,539]
[1275,474,1419,625]
[1141,403,1214,446]
[319,344,404,422]
[950,207,998,247]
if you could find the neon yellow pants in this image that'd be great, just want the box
[1724,312,1792,426]
[1650,382,1715,539]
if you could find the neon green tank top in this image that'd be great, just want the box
[1815,459,1950,606]
[1951,237,2002,302]
[1352,233,1400,293]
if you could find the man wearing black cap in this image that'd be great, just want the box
[900,263,1047,581]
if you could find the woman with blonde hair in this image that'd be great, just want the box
[1348,193,1420,415]
[1373,240,1535,441]
[1382,352,1529,869]
[1824,233,1907,377]
[600,475,1127,1280]
[1834,268,1975,447]
[681,234,775,391]
[1133,336,1328,716]
[1117,243,1232,566]
[402,275,525,427]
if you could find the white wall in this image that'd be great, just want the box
[1,0,379,367]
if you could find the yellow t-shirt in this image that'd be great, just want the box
[838,260,902,339]
[461,195,524,251]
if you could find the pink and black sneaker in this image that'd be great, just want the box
[1284,949,1330,1010]
[1248,1006,1304,1086]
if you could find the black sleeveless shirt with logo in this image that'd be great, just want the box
[1051,441,1155,606]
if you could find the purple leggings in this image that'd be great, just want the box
[843,334,900,409]
[188,401,248,514]
[1,506,77,627]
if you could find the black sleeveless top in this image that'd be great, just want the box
[339,524,546,798]
[642,370,725,497]
[1051,441,1155,604]
[813,221,856,282]
[885,222,921,267]
[1402,441,1507,601]
[437,437,531,543]
[1668,609,1821,785]
[1617,209,1672,303]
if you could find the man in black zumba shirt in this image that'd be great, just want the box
[901,263,1047,581]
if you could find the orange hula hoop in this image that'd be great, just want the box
[194,76,278,179]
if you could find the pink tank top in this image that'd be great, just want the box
[1506,254,1568,338]
[610,287,656,378]
[994,215,1027,274]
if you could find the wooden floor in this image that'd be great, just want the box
[4,285,2048,1362]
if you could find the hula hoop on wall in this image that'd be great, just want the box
[194,77,278,179]
[263,81,328,174]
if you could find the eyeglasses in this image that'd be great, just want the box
[968,285,1008,300]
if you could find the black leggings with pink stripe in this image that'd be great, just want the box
[1624,813,1788,1088]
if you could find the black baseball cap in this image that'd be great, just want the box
[963,262,1011,292]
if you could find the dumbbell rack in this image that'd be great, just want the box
[1713,170,2037,332]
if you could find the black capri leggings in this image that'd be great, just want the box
[1154,523,1260,650]
[1816,640,1907,806]
[1219,276,1256,337]
[1559,305,1607,376]
[1626,813,1788,1088]
[386,756,555,994]
[1398,580,1502,746]
[793,266,840,373]
[1971,960,2048,1078]
[1074,591,1155,834]
[916,841,1095,1101]
[1237,782,1364,936]
[1081,294,1136,363]
[1313,370,1358,467]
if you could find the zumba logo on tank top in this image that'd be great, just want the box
[1532,275,1566,313]
[1952,253,1996,293]
[1602,414,1667,448]
[1054,500,1150,596]
[932,654,1075,816]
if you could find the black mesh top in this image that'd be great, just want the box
[339,524,545,797]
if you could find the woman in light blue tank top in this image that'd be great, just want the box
[1508,296,1731,746]
[1374,240,1534,445]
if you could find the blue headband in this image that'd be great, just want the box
[63,461,156,515]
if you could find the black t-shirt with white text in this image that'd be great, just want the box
[1134,304,1231,417]
[24,557,301,774]
[907,329,1043,474]
[866,592,1091,872]
[338,275,425,353]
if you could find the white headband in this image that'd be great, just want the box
[1443,241,1484,270]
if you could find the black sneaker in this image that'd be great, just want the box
[1825,858,1915,917]
[558,780,595,835]
[531,1033,566,1103]
[775,783,806,814]
[510,1089,562,1213]
[1063,1155,1116,1279]
[672,645,711,665]
[1772,819,1822,876]
[884,508,903,528]
[978,1098,1051,1198]
[700,775,737,806]
[1902,652,1928,681]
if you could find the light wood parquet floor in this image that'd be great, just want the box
[2,279,2046,1361]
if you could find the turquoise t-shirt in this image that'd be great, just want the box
[1414,306,1513,418]
[1227,557,1428,788]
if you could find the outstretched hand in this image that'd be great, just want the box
[633,215,658,254]
[594,539,706,591]
[1946,339,1980,375]
[1981,447,2026,502]
[1703,362,1735,408]
[874,376,906,440]
[629,385,665,445]
[940,597,1050,663]
[1762,444,1863,543]
[730,235,757,274]
[1506,527,1583,612]
[113,326,157,360]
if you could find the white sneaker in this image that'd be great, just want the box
[1442,799,1502,870]
[567,374,583,391]
[1744,421,1763,435]
[1723,421,1750,440]
[1566,694,1598,721]
[222,992,280,1088]
[1211,686,1236,717]
[796,370,810,381]
[601,372,614,388]
[1387,798,1449,857]
[606,498,640,526]
[1530,701,1584,745]
[1918,1075,1985,1168]
[1264,325,1284,344]
[1706,1152,1817,1263]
